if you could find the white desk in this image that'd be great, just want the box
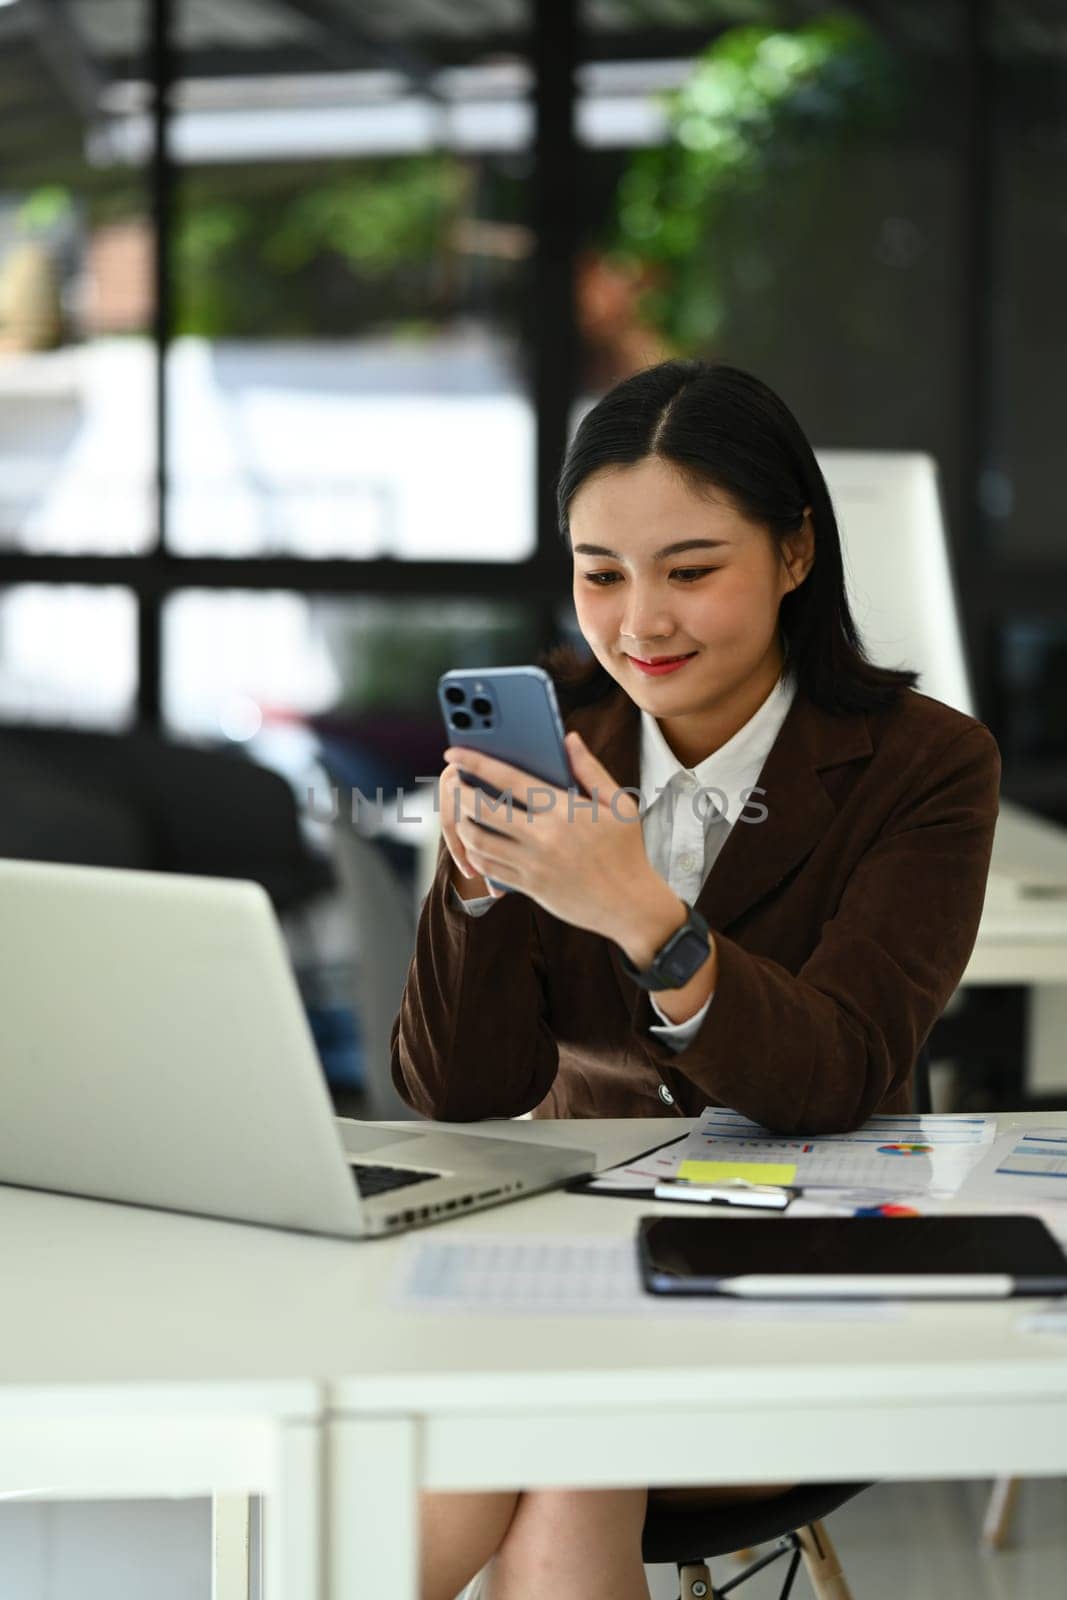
[964,881,1067,1096]
[6,1115,1067,1600]
[0,1183,324,1599]
[324,1113,1067,1600]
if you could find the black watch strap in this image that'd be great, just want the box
[618,901,711,991]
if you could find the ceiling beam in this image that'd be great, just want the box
[89,25,750,83]
[273,0,442,97]
[28,0,106,121]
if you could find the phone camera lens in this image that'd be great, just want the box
[471,696,492,717]
[444,686,466,706]
[451,710,472,730]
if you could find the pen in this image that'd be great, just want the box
[652,1178,798,1210]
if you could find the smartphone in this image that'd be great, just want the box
[437,666,573,894]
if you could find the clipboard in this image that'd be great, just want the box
[563,1133,692,1201]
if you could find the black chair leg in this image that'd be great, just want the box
[700,1534,803,1600]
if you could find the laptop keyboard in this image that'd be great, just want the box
[351,1163,441,1199]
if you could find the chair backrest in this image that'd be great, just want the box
[331,821,422,1121]
[816,451,975,716]
[818,450,1067,890]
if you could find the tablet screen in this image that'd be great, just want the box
[638,1214,1067,1290]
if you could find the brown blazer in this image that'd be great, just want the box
[391,683,1001,1134]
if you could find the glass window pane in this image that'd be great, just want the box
[0,4,153,552]
[163,589,543,757]
[0,586,137,727]
[167,1,534,560]
[985,4,1067,559]
[575,5,969,531]
[998,617,1067,771]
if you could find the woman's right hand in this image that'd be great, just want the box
[440,763,497,900]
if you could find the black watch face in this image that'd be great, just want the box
[663,930,708,984]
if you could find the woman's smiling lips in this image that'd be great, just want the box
[625,652,698,676]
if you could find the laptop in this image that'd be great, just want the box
[0,857,594,1237]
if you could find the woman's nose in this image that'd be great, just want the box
[620,586,672,643]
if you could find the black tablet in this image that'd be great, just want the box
[637,1214,1067,1299]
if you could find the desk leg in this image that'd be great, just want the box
[327,1417,419,1600]
[213,1494,253,1600]
[261,1421,324,1600]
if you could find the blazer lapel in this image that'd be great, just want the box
[695,693,871,931]
[575,685,873,1010]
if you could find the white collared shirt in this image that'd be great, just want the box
[451,668,797,1053]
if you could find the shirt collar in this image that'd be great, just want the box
[638,668,798,812]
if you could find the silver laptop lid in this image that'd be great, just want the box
[0,857,363,1234]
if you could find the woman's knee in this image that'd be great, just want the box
[494,1486,649,1572]
[419,1490,520,1600]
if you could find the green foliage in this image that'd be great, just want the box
[174,157,468,338]
[261,160,467,276]
[337,602,542,713]
[17,185,75,234]
[608,14,896,348]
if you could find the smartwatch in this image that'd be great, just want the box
[618,901,711,991]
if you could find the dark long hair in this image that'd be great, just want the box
[544,359,917,717]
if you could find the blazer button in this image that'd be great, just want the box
[658,1083,675,1106]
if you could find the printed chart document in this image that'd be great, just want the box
[582,1110,996,1200]
[396,1235,896,1320]
[687,1108,996,1197]
[956,1126,1067,1207]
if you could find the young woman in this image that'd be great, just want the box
[392,360,1001,1600]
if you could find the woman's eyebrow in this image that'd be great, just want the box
[572,538,730,559]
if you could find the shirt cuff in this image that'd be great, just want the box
[449,884,497,918]
[648,990,714,1053]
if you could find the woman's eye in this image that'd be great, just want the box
[582,568,717,587]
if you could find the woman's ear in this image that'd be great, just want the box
[781,507,815,591]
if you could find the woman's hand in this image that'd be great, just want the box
[439,761,495,899]
[441,731,666,942]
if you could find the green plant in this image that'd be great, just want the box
[17,185,75,234]
[174,157,470,337]
[607,14,896,348]
[336,602,541,714]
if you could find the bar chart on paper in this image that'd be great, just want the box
[688,1110,997,1196]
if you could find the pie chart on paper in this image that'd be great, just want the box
[877,1143,935,1156]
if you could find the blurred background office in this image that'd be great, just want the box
[1,0,1065,1118]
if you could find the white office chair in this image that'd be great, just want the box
[817,450,975,713]
[817,450,1067,891]
[330,819,424,1121]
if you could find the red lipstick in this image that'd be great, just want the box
[627,652,697,677]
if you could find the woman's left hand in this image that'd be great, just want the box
[442,731,660,942]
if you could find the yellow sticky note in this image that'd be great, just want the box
[676,1160,797,1187]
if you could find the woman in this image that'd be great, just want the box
[392,360,1001,1600]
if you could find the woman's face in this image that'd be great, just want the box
[569,455,812,744]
